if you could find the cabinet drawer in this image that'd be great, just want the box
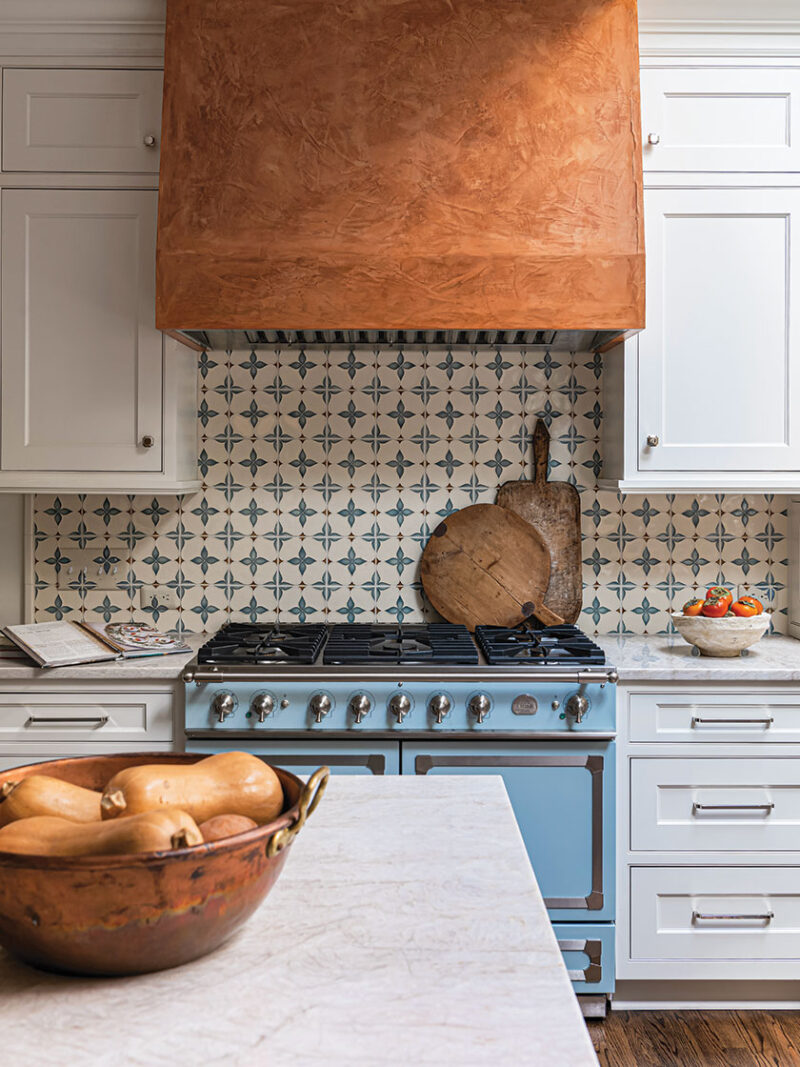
[631,867,800,961]
[556,923,615,995]
[629,691,800,743]
[0,691,173,742]
[631,758,800,853]
[3,69,162,173]
[0,741,176,773]
[640,67,800,172]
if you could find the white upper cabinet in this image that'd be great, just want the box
[2,69,162,173]
[602,61,800,493]
[638,186,800,473]
[641,67,800,173]
[1,188,163,474]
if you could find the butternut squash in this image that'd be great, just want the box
[198,813,258,842]
[0,807,202,856]
[0,775,102,828]
[100,752,284,825]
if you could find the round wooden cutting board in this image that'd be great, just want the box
[420,503,563,631]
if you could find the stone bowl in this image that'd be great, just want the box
[669,611,771,657]
[0,753,328,976]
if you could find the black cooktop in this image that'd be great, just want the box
[323,623,479,666]
[475,623,605,666]
[197,622,328,666]
[195,620,604,668]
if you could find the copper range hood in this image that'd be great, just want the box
[156,0,644,351]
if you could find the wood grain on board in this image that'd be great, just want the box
[420,503,563,631]
[497,419,583,624]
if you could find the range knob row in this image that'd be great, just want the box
[212,690,495,724]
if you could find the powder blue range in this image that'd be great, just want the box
[184,621,617,1013]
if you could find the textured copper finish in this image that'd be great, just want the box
[0,753,305,976]
[157,0,644,332]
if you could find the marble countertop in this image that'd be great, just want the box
[0,634,204,682]
[597,633,800,682]
[0,775,597,1067]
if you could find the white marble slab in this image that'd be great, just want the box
[0,634,204,681]
[597,633,800,682]
[0,776,597,1067]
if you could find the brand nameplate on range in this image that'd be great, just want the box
[511,694,538,716]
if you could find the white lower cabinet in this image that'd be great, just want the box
[631,867,800,972]
[618,683,800,986]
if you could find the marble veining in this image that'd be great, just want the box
[0,776,598,1067]
[598,633,800,681]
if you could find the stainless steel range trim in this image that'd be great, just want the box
[185,729,616,742]
[415,752,605,911]
[558,938,603,984]
[253,752,386,775]
[183,663,618,686]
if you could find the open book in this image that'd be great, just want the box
[3,621,191,668]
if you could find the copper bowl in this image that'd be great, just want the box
[0,753,328,976]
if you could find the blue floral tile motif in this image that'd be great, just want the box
[32,347,789,634]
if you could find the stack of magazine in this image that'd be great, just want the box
[3,621,191,668]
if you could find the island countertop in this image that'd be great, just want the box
[0,775,597,1066]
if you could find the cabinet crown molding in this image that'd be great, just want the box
[0,0,165,57]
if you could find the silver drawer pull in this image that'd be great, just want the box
[692,717,774,726]
[26,715,109,727]
[693,802,774,814]
[693,911,773,923]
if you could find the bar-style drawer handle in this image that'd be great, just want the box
[693,911,773,923]
[693,802,774,814]
[692,717,774,726]
[26,715,109,727]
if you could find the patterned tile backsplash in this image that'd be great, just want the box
[33,347,788,635]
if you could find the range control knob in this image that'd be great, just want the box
[388,693,412,724]
[429,693,451,725]
[251,692,275,723]
[565,689,590,724]
[468,694,491,725]
[349,693,372,725]
[212,691,237,723]
[309,693,332,724]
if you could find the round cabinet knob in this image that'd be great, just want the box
[349,693,372,725]
[646,435,659,447]
[143,134,157,147]
[309,693,332,724]
[212,691,237,723]
[251,692,274,723]
[388,693,411,724]
[429,693,451,725]
[647,132,660,145]
[468,694,491,725]
[141,434,155,448]
[565,692,590,724]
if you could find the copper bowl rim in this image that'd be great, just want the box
[0,752,307,870]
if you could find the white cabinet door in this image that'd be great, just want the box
[641,67,800,173]
[638,187,800,472]
[2,69,163,174]
[0,188,163,472]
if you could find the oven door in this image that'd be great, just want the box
[187,739,400,777]
[402,741,614,922]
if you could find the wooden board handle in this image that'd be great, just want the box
[532,419,550,486]
[523,601,564,627]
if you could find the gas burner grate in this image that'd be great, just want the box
[475,623,606,667]
[323,623,479,666]
[197,622,328,666]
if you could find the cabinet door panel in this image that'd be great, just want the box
[403,741,614,921]
[2,69,162,174]
[1,189,162,472]
[641,68,800,173]
[638,187,800,472]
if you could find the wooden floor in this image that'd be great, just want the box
[588,1011,800,1066]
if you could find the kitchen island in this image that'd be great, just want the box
[0,775,597,1066]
